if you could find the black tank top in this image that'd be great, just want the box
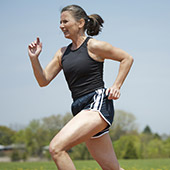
[61,37,104,100]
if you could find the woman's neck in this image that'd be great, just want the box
[71,35,87,50]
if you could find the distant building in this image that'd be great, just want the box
[0,144,25,156]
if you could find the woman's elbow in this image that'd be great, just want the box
[128,55,134,65]
[38,81,49,87]
[39,83,46,87]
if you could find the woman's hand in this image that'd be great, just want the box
[106,86,121,100]
[28,37,42,59]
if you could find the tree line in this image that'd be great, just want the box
[0,110,170,161]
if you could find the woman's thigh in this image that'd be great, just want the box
[50,110,108,151]
[85,133,120,170]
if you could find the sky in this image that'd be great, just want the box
[0,0,170,134]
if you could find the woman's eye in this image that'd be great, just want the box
[63,20,68,24]
[60,20,68,24]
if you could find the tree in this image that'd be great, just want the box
[110,110,138,140]
[145,138,164,158]
[143,125,152,134]
[13,129,26,144]
[11,150,21,161]
[0,126,15,145]
[154,133,161,140]
[13,113,73,157]
[123,141,138,159]
[163,137,170,158]
[41,113,72,140]
[113,135,140,159]
[24,120,48,156]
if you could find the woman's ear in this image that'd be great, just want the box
[78,18,85,29]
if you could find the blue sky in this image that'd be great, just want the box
[0,0,170,134]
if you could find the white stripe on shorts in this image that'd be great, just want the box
[90,88,111,126]
[90,89,104,111]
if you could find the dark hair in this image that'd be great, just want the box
[61,5,104,36]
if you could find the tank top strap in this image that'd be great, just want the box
[84,37,91,45]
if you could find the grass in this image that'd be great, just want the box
[119,159,170,170]
[0,159,170,170]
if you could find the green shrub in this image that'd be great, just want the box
[11,150,21,161]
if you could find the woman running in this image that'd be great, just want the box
[28,4,133,170]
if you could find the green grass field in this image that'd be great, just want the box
[0,159,170,170]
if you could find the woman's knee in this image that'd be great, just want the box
[49,141,59,156]
[49,136,65,158]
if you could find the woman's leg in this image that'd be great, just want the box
[85,133,124,170]
[49,110,108,170]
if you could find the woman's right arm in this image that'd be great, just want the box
[28,37,64,87]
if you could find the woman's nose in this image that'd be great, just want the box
[60,23,64,29]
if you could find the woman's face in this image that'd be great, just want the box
[60,11,80,39]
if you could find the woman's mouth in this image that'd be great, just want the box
[63,30,69,35]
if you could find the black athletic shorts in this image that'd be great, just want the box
[71,88,114,138]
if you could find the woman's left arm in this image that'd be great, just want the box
[88,39,134,100]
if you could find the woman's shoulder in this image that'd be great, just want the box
[60,46,67,55]
[88,38,110,57]
[55,47,67,58]
[88,38,108,51]
[52,47,67,66]
[87,38,106,62]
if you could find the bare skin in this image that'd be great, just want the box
[28,10,133,170]
[86,133,122,170]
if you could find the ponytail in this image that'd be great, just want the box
[86,14,104,36]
